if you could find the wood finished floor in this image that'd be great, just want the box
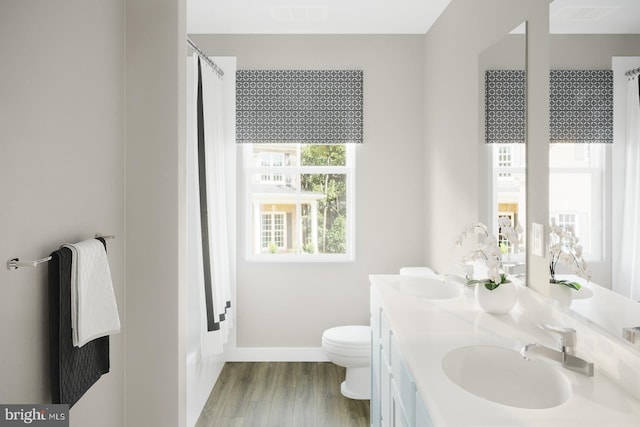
[195,362,370,427]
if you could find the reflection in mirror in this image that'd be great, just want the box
[479,23,526,266]
[544,0,640,348]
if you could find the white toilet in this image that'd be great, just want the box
[322,325,371,400]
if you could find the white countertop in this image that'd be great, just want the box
[370,274,640,427]
[554,274,640,344]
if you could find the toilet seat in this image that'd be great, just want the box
[322,326,370,356]
[322,325,370,347]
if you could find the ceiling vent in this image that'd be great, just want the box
[552,6,619,21]
[271,6,327,22]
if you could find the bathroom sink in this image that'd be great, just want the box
[441,345,571,409]
[392,276,461,300]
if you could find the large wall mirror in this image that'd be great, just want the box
[479,22,527,261]
[542,0,640,347]
[480,1,640,350]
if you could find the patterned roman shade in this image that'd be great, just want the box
[550,70,613,143]
[236,70,363,144]
[485,70,613,144]
[485,70,526,144]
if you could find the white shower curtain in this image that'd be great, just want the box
[190,55,233,356]
[615,74,640,300]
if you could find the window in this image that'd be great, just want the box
[549,144,604,260]
[491,144,526,257]
[258,152,285,184]
[491,144,605,261]
[244,143,355,261]
[497,146,512,177]
[556,213,576,230]
[261,212,286,251]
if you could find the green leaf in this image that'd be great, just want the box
[554,280,581,291]
[484,282,500,291]
[466,279,501,291]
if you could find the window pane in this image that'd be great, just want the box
[549,144,594,168]
[301,173,347,254]
[549,171,593,254]
[549,144,604,260]
[301,145,346,166]
[493,144,526,255]
[261,214,272,249]
[496,170,526,254]
[252,170,296,254]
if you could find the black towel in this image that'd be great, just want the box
[49,238,110,408]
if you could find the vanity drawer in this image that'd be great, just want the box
[381,311,392,362]
[391,334,416,425]
[380,351,391,425]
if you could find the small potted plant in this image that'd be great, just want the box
[548,219,591,304]
[453,218,521,314]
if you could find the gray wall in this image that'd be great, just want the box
[125,0,187,425]
[0,1,125,426]
[190,34,426,348]
[1,1,188,426]
[425,0,531,271]
[423,0,551,292]
[549,35,640,69]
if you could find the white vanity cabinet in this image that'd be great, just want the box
[371,291,434,427]
[369,275,640,426]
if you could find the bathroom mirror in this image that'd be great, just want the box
[478,23,527,267]
[476,1,640,349]
[540,0,640,348]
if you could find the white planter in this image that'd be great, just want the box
[549,281,573,306]
[475,281,518,314]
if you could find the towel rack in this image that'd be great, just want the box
[7,256,53,270]
[7,234,116,270]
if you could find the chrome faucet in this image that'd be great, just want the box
[520,324,594,377]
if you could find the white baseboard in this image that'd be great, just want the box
[225,346,330,362]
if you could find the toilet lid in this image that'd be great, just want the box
[323,325,370,347]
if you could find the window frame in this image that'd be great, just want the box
[243,143,356,262]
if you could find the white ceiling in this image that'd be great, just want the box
[187,0,451,34]
[187,0,640,35]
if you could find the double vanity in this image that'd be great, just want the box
[370,274,640,426]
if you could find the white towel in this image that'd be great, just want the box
[63,239,121,347]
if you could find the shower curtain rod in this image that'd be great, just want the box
[187,38,224,79]
[625,67,640,78]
